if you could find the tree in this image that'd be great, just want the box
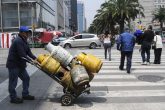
[88,0,144,34]
[90,1,117,35]
[108,0,144,33]
[153,7,165,33]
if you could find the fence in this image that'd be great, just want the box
[0,33,17,48]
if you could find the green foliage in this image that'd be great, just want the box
[88,0,144,34]
[153,8,165,31]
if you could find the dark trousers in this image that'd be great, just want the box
[8,68,30,99]
[141,47,150,62]
[154,48,162,64]
[103,43,111,60]
[119,51,133,71]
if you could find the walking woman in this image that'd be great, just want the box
[103,31,112,61]
[153,31,163,64]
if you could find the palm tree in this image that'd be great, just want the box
[153,7,165,33]
[89,0,144,34]
[108,0,144,33]
[89,1,117,35]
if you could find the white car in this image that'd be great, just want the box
[59,33,102,49]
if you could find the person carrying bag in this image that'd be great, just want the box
[153,31,163,64]
[152,36,157,50]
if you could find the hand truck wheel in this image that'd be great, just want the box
[61,94,73,106]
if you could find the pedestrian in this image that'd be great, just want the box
[6,26,38,104]
[141,25,154,65]
[134,29,143,45]
[117,28,135,74]
[103,31,112,61]
[153,31,163,64]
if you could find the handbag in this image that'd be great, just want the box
[152,35,157,49]
[152,42,156,49]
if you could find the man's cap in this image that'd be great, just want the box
[19,26,31,32]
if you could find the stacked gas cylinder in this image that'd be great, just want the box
[36,43,103,90]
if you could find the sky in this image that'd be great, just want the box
[81,0,106,28]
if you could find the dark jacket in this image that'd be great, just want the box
[141,29,154,48]
[117,32,135,52]
[6,34,36,69]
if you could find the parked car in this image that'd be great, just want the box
[59,33,101,49]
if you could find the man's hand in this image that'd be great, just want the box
[32,59,39,65]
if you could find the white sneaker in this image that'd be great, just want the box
[146,62,150,65]
[141,62,147,65]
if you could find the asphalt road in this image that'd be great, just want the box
[0,46,165,110]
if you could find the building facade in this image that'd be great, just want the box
[134,0,165,30]
[77,0,85,33]
[63,2,70,34]
[55,0,64,31]
[65,0,77,34]
[0,0,56,32]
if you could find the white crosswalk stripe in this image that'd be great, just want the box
[66,48,165,109]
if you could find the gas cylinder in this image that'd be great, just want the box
[37,54,61,74]
[76,52,103,74]
[71,64,89,86]
[60,71,74,90]
[45,43,73,68]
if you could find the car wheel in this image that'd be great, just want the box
[64,43,71,49]
[89,43,97,49]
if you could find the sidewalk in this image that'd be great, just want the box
[0,48,49,66]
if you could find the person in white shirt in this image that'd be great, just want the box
[103,31,112,61]
[153,31,163,64]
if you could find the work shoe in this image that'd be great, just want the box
[22,95,35,100]
[119,67,124,70]
[127,70,130,74]
[10,97,23,104]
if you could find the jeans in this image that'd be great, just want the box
[119,51,133,71]
[141,47,150,62]
[8,68,30,99]
[103,43,111,60]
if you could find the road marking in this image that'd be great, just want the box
[90,82,165,86]
[94,75,136,79]
[99,69,165,73]
[102,65,165,69]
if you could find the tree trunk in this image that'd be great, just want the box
[120,18,125,34]
[160,21,163,36]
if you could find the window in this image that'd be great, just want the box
[82,35,94,39]
[20,3,33,26]
[74,35,82,39]
[2,3,18,27]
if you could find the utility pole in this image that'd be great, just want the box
[31,4,35,48]
[0,0,3,32]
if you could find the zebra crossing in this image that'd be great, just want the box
[66,48,165,109]
[0,48,165,110]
